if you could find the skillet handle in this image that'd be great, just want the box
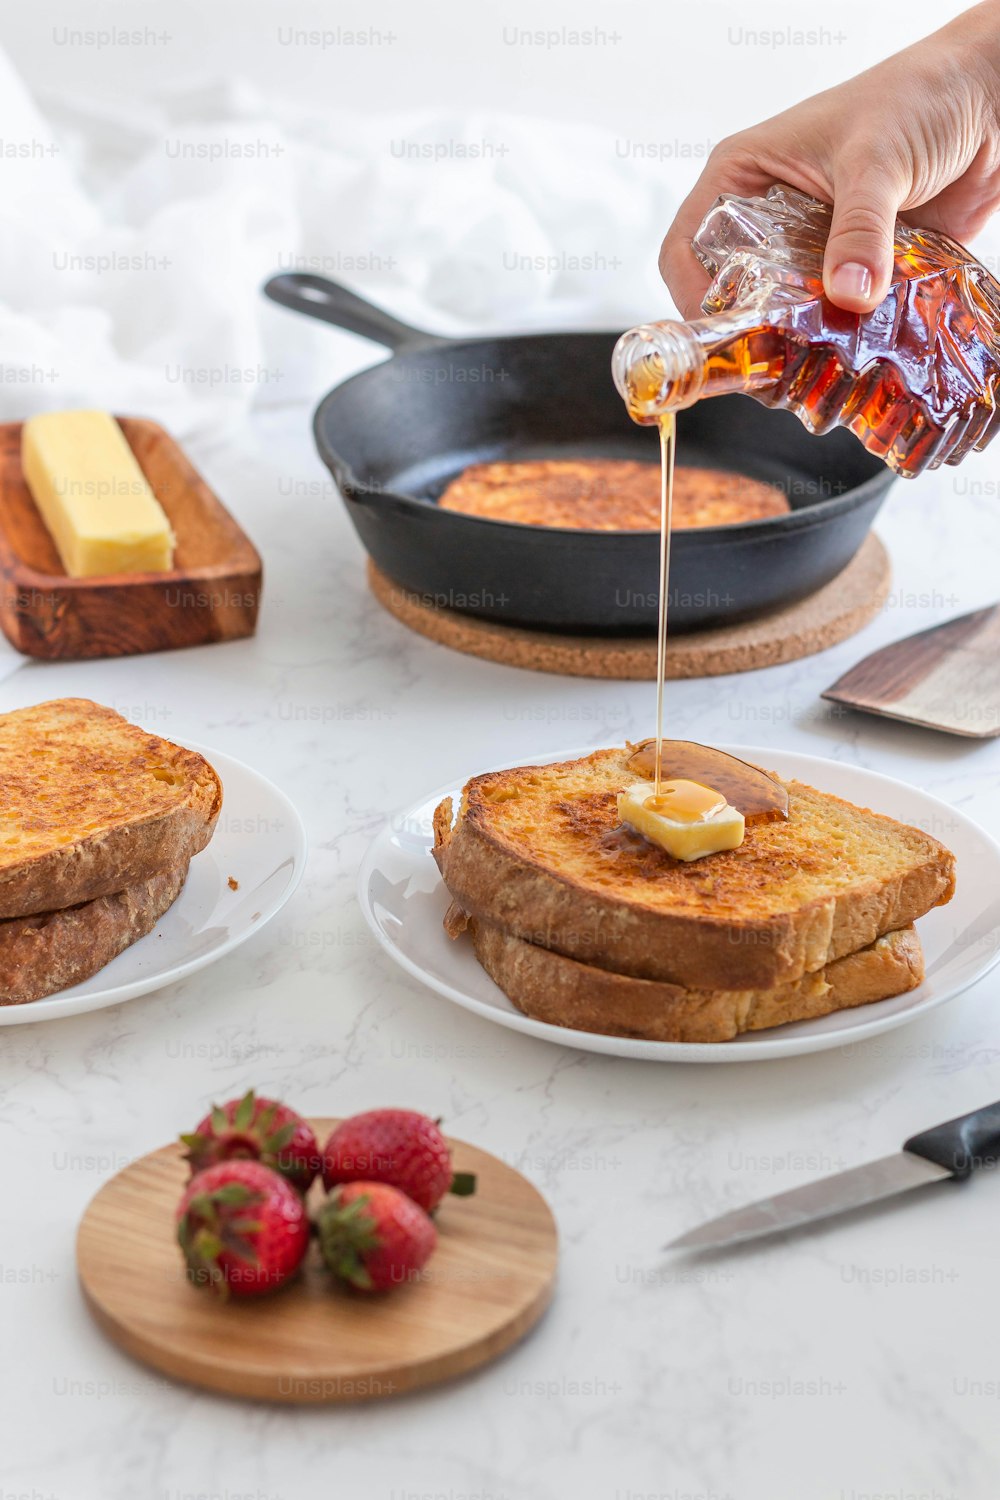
[263,273,443,351]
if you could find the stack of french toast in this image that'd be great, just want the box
[433,744,957,1043]
[0,699,221,1005]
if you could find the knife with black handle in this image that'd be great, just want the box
[903,1100,1000,1176]
[668,1099,1000,1251]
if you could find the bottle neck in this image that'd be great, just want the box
[612,312,762,421]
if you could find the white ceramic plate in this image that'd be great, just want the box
[2,744,306,1025]
[359,744,1000,1062]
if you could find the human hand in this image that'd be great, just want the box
[659,0,1000,316]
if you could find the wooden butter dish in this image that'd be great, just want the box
[0,417,262,659]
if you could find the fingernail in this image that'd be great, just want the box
[829,262,872,302]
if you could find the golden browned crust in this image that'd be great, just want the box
[0,699,221,917]
[470,919,925,1043]
[0,864,189,1005]
[432,746,955,991]
[437,459,790,531]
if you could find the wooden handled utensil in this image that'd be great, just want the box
[822,604,1000,737]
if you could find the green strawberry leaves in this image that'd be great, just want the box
[315,1191,382,1291]
[177,1180,266,1298]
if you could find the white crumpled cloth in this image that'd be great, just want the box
[0,50,684,679]
[0,49,680,445]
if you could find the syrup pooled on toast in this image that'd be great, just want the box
[626,739,788,825]
[644,779,724,820]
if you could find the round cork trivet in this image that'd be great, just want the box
[367,533,890,680]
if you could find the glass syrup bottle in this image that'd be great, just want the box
[612,184,1000,478]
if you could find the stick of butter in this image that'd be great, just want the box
[21,411,175,577]
[618,779,745,861]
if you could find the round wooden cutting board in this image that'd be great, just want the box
[76,1120,558,1404]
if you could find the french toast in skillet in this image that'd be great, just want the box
[437,458,790,531]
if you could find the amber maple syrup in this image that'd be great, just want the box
[652,411,675,800]
[613,185,1000,479]
[644,780,724,819]
[621,359,788,824]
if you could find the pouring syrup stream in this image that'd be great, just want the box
[618,345,788,823]
[653,412,675,800]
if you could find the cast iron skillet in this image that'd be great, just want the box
[264,273,895,634]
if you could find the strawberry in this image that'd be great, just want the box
[176,1160,310,1299]
[181,1089,320,1192]
[316,1182,437,1293]
[320,1109,475,1213]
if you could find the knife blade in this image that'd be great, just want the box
[666,1098,1000,1252]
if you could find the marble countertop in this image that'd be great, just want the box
[4,402,1000,1500]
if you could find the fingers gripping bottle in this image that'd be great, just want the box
[612,185,1000,477]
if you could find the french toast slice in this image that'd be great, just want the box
[466,917,924,1043]
[437,459,790,530]
[0,699,221,917]
[0,863,188,1005]
[433,746,955,991]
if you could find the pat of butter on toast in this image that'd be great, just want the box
[21,410,175,577]
[618,779,745,861]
